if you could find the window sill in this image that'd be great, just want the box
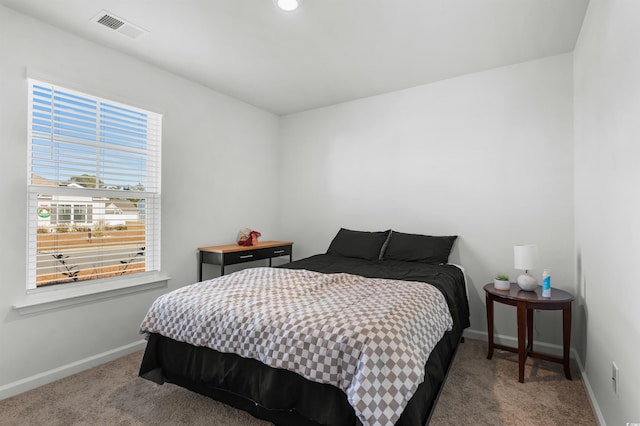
[13,273,170,315]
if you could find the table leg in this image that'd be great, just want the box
[563,303,572,380]
[198,251,203,282]
[486,293,494,359]
[517,301,527,383]
[527,308,534,352]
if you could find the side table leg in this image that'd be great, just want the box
[198,251,203,282]
[527,308,534,352]
[486,293,494,359]
[563,303,573,380]
[517,301,527,383]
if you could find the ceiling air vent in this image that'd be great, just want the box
[91,10,149,40]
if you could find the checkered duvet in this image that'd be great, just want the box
[140,267,453,426]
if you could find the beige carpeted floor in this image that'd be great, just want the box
[429,339,596,425]
[0,338,596,425]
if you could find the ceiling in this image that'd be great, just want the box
[0,0,589,115]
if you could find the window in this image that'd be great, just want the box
[27,79,162,290]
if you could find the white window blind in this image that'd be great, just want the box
[27,79,162,290]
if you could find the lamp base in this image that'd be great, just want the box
[517,273,538,291]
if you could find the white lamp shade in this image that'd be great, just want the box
[514,244,538,270]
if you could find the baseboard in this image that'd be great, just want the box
[0,339,147,401]
[463,328,569,357]
[463,328,606,425]
[572,350,607,426]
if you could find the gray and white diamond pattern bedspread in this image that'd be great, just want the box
[140,267,453,426]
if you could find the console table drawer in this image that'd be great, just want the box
[224,245,292,265]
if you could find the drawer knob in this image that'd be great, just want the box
[239,254,254,259]
[273,250,285,254]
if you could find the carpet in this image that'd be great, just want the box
[0,338,596,425]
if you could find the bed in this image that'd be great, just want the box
[139,229,470,425]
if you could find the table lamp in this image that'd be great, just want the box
[514,244,538,291]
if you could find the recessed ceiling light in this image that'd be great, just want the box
[275,0,302,12]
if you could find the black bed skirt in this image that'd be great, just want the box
[139,328,462,426]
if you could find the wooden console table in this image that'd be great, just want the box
[198,241,293,281]
[484,282,574,383]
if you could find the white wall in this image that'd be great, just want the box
[6,4,620,421]
[278,54,576,347]
[0,5,280,395]
[574,0,640,424]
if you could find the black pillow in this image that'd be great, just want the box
[326,228,391,260]
[384,231,457,264]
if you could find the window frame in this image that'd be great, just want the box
[26,78,162,292]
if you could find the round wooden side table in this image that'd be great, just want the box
[484,282,574,383]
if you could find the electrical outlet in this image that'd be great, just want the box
[612,362,619,394]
